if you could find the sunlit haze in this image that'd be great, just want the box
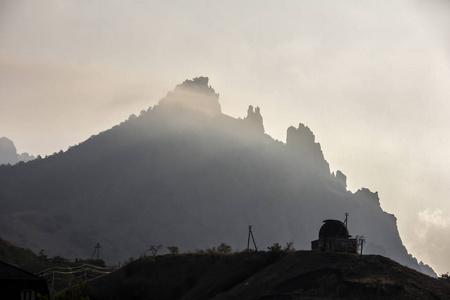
[1,0,450,275]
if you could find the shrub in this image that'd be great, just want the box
[267,242,284,262]
[206,247,217,255]
[147,245,162,256]
[168,246,179,256]
[439,272,450,282]
[217,243,232,254]
[267,243,282,252]
[283,241,295,252]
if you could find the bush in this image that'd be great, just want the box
[168,246,179,256]
[439,272,450,282]
[206,247,217,255]
[217,243,232,254]
[267,243,284,262]
[55,282,91,300]
[267,243,282,252]
[283,241,295,252]
[147,245,162,256]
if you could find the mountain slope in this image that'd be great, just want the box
[0,77,435,276]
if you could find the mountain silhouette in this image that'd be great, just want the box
[0,137,35,165]
[0,77,435,276]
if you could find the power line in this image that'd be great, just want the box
[36,263,118,291]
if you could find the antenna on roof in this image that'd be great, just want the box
[247,226,258,252]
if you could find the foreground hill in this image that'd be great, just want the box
[73,251,450,300]
[0,77,435,276]
[0,237,51,273]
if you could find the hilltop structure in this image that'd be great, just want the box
[311,219,358,253]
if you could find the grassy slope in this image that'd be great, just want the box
[84,251,450,300]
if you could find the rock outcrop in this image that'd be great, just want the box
[286,124,330,174]
[241,105,264,134]
[0,137,35,165]
[0,137,18,165]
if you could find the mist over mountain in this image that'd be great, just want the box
[0,137,35,165]
[0,77,435,277]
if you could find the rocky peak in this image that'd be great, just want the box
[158,77,221,117]
[286,123,315,146]
[0,137,19,165]
[355,188,381,206]
[286,124,329,174]
[0,137,35,165]
[333,170,347,189]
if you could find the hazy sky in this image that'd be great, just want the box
[1,0,450,274]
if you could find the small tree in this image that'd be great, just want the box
[38,249,48,261]
[267,243,282,252]
[148,245,162,256]
[283,241,295,252]
[167,246,179,256]
[205,247,217,255]
[267,242,284,262]
[217,243,232,254]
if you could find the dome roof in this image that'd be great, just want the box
[318,219,349,239]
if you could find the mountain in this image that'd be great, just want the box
[66,251,450,300]
[0,137,35,165]
[0,77,435,277]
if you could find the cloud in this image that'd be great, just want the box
[410,209,450,274]
[418,209,450,230]
[0,54,166,155]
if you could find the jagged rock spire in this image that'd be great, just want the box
[243,105,264,134]
[286,123,330,174]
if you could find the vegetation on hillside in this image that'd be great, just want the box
[65,250,450,300]
[0,237,114,294]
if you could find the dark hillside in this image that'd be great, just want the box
[0,237,51,273]
[79,251,450,300]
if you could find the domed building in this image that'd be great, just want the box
[311,219,357,253]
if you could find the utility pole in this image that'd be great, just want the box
[91,243,101,260]
[359,237,365,259]
[344,212,349,228]
[247,226,258,251]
